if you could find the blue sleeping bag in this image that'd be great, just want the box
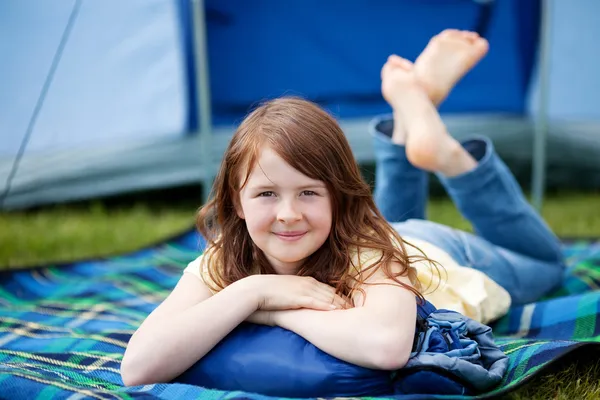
[173,301,508,397]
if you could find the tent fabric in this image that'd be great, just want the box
[0,0,189,156]
[0,230,600,398]
[204,0,538,124]
[0,0,190,208]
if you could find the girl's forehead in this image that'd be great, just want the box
[243,146,323,188]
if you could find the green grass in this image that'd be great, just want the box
[1,186,600,398]
[0,200,195,269]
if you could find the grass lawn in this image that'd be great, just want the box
[1,186,600,399]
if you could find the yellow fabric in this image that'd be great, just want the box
[183,237,511,324]
[183,246,225,293]
[394,236,510,324]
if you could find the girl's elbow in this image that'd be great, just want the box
[121,369,142,387]
[371,333,412,370]
[121,361,141,386]
[121,349,162,387]
[372,348,410,371]
[120,352,148,387]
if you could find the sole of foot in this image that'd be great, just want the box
[414,29,489,106]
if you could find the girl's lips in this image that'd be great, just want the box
[274,231,307,241]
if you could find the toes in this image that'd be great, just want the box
[430,29,489,56]
[387,54,402,64]
[473,37,490,53]
[439,29,461,38]
[387,55,414,70]
[436,29,482,44]
[460,30,481,41]
[391,56,414,70]
[381,61,391,80]
[381,59,396,80]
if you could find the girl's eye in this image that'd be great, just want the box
[257,191,275,197]
[301,190,317,196]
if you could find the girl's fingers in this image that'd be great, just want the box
[314,284,337,301]
[311,291,340,309]
[313,285,351,309]
[300,296,338,311]
[339,294,354,309]
[296,292,352,311]
[327,295,346,309]
[332,293,352,309]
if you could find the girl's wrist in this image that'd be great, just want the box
[263,310,277,326]
[230,275,262,312]
[271,309,296,327]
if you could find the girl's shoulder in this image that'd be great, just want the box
[183,245,261,293]
[183,252,208,280]
[183,246,223,293]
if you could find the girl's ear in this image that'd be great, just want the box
[234,196,245,219]
[236,206,245,219]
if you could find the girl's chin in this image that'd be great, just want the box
[265,255,308,273]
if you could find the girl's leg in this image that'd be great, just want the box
[372,115,428,223]
[374,30,489,222]
[395,29,561,262]
[435,137,565,304]
[384,54,565,305]
[436,137,563,263]
[392,218,564,305]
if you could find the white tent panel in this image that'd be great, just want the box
[528,0,600,121]
[0,0,191,208]
[0,0,188,156]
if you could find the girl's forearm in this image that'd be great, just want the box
[122,280,258,386]
[273,308,413,370]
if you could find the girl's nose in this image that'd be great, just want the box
[277,200,302,223]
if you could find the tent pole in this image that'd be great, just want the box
[532,0,552,211]
[191,0,214,204]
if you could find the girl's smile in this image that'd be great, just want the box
[273,231,307,241]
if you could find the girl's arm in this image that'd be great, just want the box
[121,273,259,386]
[272,261,417,370]
[121,272,346,386]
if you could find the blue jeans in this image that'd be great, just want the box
[371,115,565,305]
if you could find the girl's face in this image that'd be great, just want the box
[238,145,333,274]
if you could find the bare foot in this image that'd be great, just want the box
[380,55,419,144]
[383,56,477,176]
[415,29,489,106]
[380,30,488,143]
[381,55,419,109]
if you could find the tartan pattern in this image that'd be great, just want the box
[1,231,599,400]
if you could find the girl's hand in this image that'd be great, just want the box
[243,275,351,312]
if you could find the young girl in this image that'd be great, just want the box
[121,30,565,387]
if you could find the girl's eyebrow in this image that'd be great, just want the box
[249,183,326,190]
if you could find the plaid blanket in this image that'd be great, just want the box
[1,230,599,400]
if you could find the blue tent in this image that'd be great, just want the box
[1,0,598,210]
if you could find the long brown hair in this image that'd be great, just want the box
[197,97,434,302]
